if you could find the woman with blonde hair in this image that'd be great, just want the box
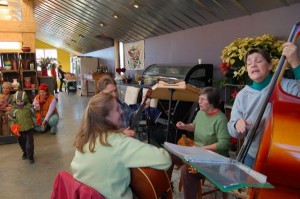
[0,82,14,135]
[71,93,171,199]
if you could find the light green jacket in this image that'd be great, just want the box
[71,132,171,199]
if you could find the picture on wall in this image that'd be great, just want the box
[124,40,144,70]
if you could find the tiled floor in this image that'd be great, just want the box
[0,91,237,199]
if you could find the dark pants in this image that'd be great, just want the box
[59,78,65,91]
[181,164,204,199]
[18,129,34,157]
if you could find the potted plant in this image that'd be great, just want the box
[37,57,57,76]
[219,34,286,85]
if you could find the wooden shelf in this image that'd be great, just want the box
[1,52,38,101]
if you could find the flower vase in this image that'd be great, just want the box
[22,60,30,70]
[41,67,48,76]
[12,59,18,70]
[12,79,20,90]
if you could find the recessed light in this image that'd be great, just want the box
[130,1,143,9]
[99,21,106,27]
[112,13,119,19]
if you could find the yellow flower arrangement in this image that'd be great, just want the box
[219,34,286,85]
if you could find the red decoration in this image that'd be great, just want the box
[10,124,21,137]
[116,68,121,74]
[219,62,231,74]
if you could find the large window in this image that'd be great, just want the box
[119,42,124,69]
[0,42,21,50]
[36,49,57,60]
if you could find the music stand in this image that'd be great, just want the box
[151,79,200,142]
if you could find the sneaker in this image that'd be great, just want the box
[22,152,27,160]
[50,126,57,134]
[28,156,34,164]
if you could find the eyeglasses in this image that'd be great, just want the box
[198,98,208,102]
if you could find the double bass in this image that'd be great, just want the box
[237,22,300,198]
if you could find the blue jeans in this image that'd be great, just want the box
[34,114,59,134]
[244,154,255,169]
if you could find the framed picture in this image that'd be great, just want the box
[124,40,144,70]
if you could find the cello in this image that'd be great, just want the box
[237,22,300,198]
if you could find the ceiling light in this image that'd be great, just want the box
[112,13,119,19]
[130,1,143,9]
[99,21,106,27]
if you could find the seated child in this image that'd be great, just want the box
[10,91,35,164]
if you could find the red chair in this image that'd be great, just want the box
[51,170,105,199]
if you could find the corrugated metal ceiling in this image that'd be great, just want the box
[8,0,300,54]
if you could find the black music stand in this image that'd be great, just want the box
[151,80,200,142]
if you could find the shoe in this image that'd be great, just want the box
[50,126,57,134]
[22,152,27,160]
[55,91,59,93]
[28,156,34,164]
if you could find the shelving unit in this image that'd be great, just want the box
[0,52,38,101]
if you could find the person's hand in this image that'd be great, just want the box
[41,120,47,130]
[5,105,12,112]
[143,98,151,109]
[282,42,300,68]
[34,103,40,111]
[176,121,185,130]
[123,127,135,137]
[234,118,252,134]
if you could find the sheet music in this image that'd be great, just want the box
[151,81,200,102]
[164,142,229,164]
[163,142,273,191]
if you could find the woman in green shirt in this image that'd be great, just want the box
[176,87,230,199]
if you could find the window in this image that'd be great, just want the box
[36,48,58,76]
[119,42,124,69]
[0,42,21,50]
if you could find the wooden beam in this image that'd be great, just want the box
[21,0,34,21]
[0,21,35,32]
[0,33,22,41]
